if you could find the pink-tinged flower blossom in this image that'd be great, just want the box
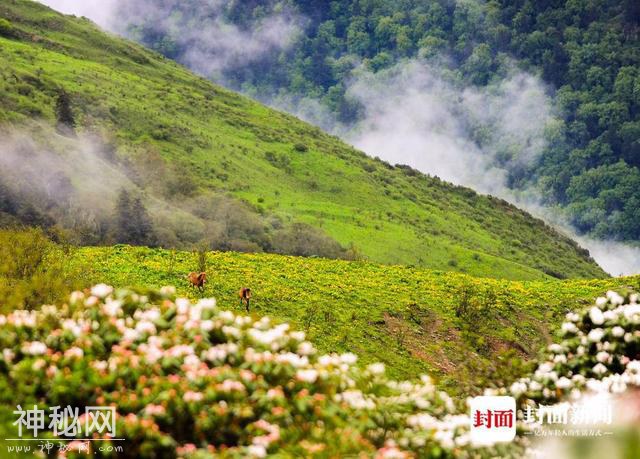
[183,391,203,402]
[22,341,47,355]
[91,284,113,298]
[296,369,318,383]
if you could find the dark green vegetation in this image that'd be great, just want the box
[0,0,607,280]
[74,244,638,392]
[125,0,640,241]
[0,228,90,310]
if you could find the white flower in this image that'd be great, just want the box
[296,369,318,383]
[588,328,605,342]
[183,391,203,402]
[219,310,235,322]
[561,322,578,334]
[566,312,580,322]
[64,347,84,359]
[612,326,625,337]
[297,341,314,356]
[592,363,608,376]
[553,354,567,364]
[318,355,340,366]
[340,353,357,365]
[510,381,527,395]
[85,296,99,307]
[627,360,640,372]
[367,363,385,375]
[611,379,626,393]
[596,351,610,363]
[176,298,190,315]
[623,304,640,323]
[102,300,123,317]
[160,286,176,296]
[336,390,375,410]
[122,328,140,342]
[595,297,608,307]
[589,307,604,325]
[222,326,241,339]
[2,349,15,363]
[62,319,82,337]
[538,362,554,373]
[529,381,542,391]
[69,291,84,305]
[91,284,113,298]
[22,341,47,355]
[247,444,266,458]
[275,352,308,368]
[197,298,216,309]
[606,291,624,306]
[92,360,108,371]
[290,331,305,341]
[548,344,564,354]
[135,320,156,335]
[556,377,572,389]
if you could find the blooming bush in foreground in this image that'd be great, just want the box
[0,285,510,458]
[506,289,640,404]
[4,284,639,458]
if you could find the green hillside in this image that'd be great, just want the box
[124,0,640,242]
[0,0,606,281]
[71,245,637,393]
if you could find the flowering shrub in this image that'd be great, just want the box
[0,284,506,458]
[506,289,640,405]
[5,283,639,457]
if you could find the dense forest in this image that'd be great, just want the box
[121,0,640,241]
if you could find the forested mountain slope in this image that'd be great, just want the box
[114,0,640,242]
[0,0,606,280]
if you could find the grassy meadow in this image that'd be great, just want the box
[70,245,638,393]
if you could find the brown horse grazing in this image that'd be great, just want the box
[187,272,207,292]
[239,287,252,312]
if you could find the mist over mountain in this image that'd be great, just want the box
[36,0,640,274]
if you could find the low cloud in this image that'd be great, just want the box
[343,59,552,197]
[576,239,640,277]
[0,130,129,219]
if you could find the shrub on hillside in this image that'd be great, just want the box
[0,228,88,311]
[272,223,348,259]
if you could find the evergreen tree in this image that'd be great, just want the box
[115,189,132,243]
[131,196,155,246]
[114,189,156,246]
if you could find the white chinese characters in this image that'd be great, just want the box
[13,405,116,438]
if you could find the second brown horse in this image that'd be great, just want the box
[239,287,252,312]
